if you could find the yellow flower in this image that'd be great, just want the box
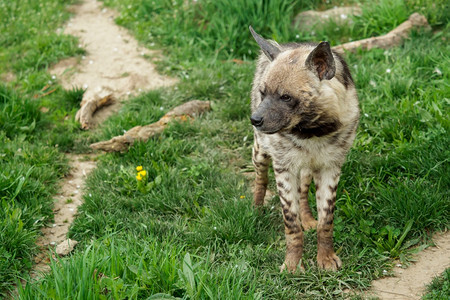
[139,170,147,177]
[136,166,143,172]
[240,195,245,199]
[136,174,142,181]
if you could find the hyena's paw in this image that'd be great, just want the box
[301,218,318,231]
[279,260,305,274]
[317,251,342,271]
[279,255,304,273]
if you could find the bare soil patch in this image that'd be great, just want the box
[50,0,177,127]
[33,0,178,275]
[33,154,96,275]
[363,231,450,299]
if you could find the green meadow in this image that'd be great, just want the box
[1,0,448,298]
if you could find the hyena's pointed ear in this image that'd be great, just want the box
[305,42,336,81]
[249,25,281,61]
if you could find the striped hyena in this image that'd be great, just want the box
[249,26,359,272]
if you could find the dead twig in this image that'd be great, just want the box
[333,13,430,53]
[75,94,115,130]
[90,100,211,152]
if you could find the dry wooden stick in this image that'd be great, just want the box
[333,13,430,53]
[75,94,115,130]
[90,100,211,152]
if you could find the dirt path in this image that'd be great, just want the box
[32,0,177,275]
[365,231,450,299]
[51,0,177,126]
[32,154,96,274]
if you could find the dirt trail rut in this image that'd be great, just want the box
[51,0,177,126]
[369,231,450,299]
[33,0,176,275]
[33,154,96,274]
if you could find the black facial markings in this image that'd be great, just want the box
[291,119,342,139]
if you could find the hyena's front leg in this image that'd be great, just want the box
[299,169,318,231]
[314,169,342,271]
[252,138,270,206]
[274,165,304,273]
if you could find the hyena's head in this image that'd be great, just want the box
[249,26,344,136]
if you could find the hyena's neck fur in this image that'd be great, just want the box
[250,39,359,272]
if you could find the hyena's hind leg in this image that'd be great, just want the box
[299,169,318,231]
[252,138,270,206]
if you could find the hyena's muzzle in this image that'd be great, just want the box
[250,94,299,134]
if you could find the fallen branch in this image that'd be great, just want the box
[333,13,430,53]
[90,100,211,152]
[75,94,115,130]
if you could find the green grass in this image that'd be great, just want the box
[1,0,449,298]
[422,268,450,299]
[0,0,92,295]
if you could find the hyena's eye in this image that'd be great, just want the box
[280,94,291,102]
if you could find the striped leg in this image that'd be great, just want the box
[314,169,342,271]
[274,165,304,273]
[299,169,318,231]
[252,139,270,206]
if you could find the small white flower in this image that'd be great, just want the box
[230,48,234,52]
[150,43,155,47]
[82,56,86,60]
[386,68,391,73]
[89,193,92,197]
[89,60,93,64]
[78,44,82,48]
[295,34,300,39]
[69,208,74,212]
[113,47,118,52]
[396,263,402,267]
[74,190,79,194]
[213,226,217,230]
[159,106,164,111]
[340,14,348,19]
[433,67,442,76]
[83,84,88,89]
[126,91,131,95]
[123,130,127,134]
[48,80,53,85]
[76,185,80,189]
[383,270,387,274]
[271,206,274,210]
[364,113,369,117]
[243,136,248,142]
[369,80,377,87]
[50,241,56,245]
[51,75,56,80]
[311,31,315,36]
[52,224,57,227]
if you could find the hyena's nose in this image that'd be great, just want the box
[250,115,264,127]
